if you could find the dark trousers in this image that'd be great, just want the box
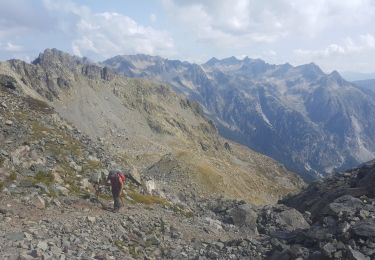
[112,188,121,210]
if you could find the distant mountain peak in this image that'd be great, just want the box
[329,70,341,78]
[32,48,89,68]
[205,57,220,66]
[296,62,322,72]
[294,62,325,80]
[326,70,347,85]
[221,56,240,64]
[204,56,242,67]
[243,56,251,62]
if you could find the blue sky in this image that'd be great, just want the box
[1,0,375,78]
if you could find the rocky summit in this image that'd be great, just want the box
[104,55,375,180]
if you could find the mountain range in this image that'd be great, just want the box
[103,55,375,180]
[0,48,303,204]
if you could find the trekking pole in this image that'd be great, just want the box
[93,182,109,210]
[120,190,125,206]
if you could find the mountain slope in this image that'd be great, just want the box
[353,78,375,95]
[0,49,303,204]
[104,55,375,179]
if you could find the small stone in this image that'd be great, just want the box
[54,185,69,196]
[35,183,49,194]
[52,199,62,207]
[214,241,225,250]
[33,196,46,209]
[334,250,343,258]
[359,210,370,219]
[347,248,370,260]
[18,252,34,260]
[146,235,160,246]
[24,232,33,241]
[5,120,13,126]
[80,178,90,190]
[337,221,351,234]
[322,242,336,256]
[30,249,43,258]
[37,241,48,251]
[87,216,96,224]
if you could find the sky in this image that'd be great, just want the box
[1,0,375,78]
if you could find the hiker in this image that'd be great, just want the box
[107,170,126,212]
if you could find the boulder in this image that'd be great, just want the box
[0,74,17,90]
[327,195,363,216]
[145,179,157,195]
[277,208,310,231]
[228,204,258,234]
[128,166,142,186]
[352,219,375,238]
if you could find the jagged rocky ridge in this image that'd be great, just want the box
[104,55,375,180]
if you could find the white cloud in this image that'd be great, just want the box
[162,0,286,47]
[0,42,23,52]
[162,0,375,50]
[75,12,174,58]
[294,34,375,58]
[161,0,375,72]
[293,34,375,72]
[43,0,175,59]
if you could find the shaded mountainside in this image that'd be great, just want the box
[0,48,304,205]
[353,79,375,96]
[104,55,375,180]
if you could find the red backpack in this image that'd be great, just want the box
[110,172,126,187]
